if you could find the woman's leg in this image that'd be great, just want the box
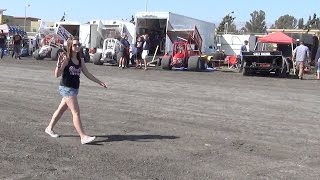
[138,58,142,68]
[119,57,122,67]
[64,96,88,139]
[47,98,68,130]
[144,58,147,70]
[135,58,139,68]
[120,57,124,68]
[317,61,320,79]
[298,62,304,79]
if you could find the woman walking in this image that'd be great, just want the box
[45,37,107,144]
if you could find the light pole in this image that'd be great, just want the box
[145,0,149,12]
[224,11,234,34]
[24,3,30,32]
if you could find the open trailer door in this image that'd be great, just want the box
[167,26,203,53]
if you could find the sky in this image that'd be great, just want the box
[2,0,319,27]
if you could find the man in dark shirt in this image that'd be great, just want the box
[119,34,130,68]
[239,40,249,71]
[240,40,248,52]
[12,34,22,59]
[142,34,150,70]
[0,30,7,59]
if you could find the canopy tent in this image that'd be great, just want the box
[0,24,27,36]
[258,32,296,44]
[257,31,298,74]
[256,32,297,52]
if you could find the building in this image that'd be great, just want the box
[0,9,41,32]
[11,16,41,32]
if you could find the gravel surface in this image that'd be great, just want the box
[0,56,319,180]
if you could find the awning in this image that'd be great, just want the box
[258,32,296,44]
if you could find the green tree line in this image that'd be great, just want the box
[217,10,320,34]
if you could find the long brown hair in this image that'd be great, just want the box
[66,36,81,61]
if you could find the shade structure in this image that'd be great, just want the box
[258,32,296,44]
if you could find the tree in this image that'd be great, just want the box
[244,10,267,33]
[217,12,237,34]
[298,18,304,29]
[2,16,9,24]
[271,14,297,29]
[304,13,320,31]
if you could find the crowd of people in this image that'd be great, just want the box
[0,30,28,60]
[118,33,150,70]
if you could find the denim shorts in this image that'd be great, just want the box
[59,86,79,97]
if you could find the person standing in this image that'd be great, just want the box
[118,34,130,69]
[135,35,144,68]
[129,42,137,67]
[239,40,249,70]
[45,37,107,145]
[315,46,320,79]
[0,30,7,59]
[241,40,249,52]
[142,34,150,70]
[12,33,22,59]
[293,41,310,80]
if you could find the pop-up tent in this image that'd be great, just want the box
[257,31,298,73]
[258,31,296,44]
[256,32,296,54]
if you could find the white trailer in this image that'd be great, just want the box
[217,34,257,56]
[88,20,135,49]
[89,20,136,66]
[134,12,217,56]
[54,21,81,37]
[54,21,90,48]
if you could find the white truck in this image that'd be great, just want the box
[134,12,217,59]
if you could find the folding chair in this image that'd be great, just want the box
[228,55,238,69]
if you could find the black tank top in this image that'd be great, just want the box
[60,59,81,89]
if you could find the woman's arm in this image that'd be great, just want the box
[54,53,68,78]
[80,58,107,88]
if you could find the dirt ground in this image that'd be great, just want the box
[0,56,319,180]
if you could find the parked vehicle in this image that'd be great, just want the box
[92,38,121,65]
[89,20,135,65]
[32,33,65,61]
[161,26,216,71]
[240,32,294,77]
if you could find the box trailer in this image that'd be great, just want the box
[216,34,257,56]
[134,12,216,56]
[88,20,136,66]
[87,20,135,49]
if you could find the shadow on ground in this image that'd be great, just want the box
[59,134,179,145]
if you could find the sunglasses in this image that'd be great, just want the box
[72,43,81,47]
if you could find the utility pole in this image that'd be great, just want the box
[24,2,30,32]
[145,0,149,12]
[24,5,26,32]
